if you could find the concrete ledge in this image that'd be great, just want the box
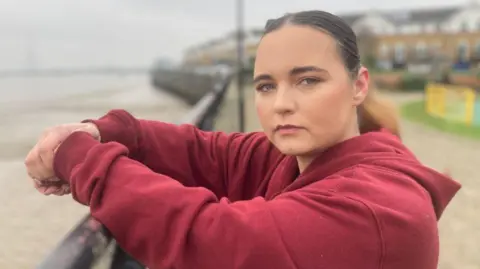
[150,69,223,105]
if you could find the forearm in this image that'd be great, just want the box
[83,109,230,196]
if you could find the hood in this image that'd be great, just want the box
[303,129,461,220]
[371,151,461,220]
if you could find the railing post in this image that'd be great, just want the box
[236,0,245,132]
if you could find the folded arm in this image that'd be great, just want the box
[54,132,379,269]
[85,109,281,198]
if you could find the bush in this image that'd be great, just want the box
[398,73,427,91]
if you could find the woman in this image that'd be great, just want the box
[25,10,460,269]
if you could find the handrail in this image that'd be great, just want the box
[35,216,111,269]
[35,73,232,269]
[180,80,227,129]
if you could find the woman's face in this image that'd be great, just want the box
[254,25,369,157]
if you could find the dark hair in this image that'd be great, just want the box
[264,10,361,79]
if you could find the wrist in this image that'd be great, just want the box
[78,123,101,141]
[81,109,138,150]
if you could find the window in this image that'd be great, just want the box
[394,43,405,62]
[416,42,427,58]
[457,41,469,61]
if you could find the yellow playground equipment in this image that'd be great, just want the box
[425,83,480,126]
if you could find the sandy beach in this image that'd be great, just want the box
[0,76,189,268]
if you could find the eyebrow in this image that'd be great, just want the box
[253,65,328,84]
[252,74,273,84]
[289,66,327,76]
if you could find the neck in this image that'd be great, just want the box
[296,155,315,173]
[296,123,360,173]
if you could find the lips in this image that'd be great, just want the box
[275,124,303,130]
[274,124,304,134]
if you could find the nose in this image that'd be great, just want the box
[273,86,296,115]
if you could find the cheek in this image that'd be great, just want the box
[325,81,355,109]
[255,96,262,116]
[255,96,268,123]
[302,84,353,125]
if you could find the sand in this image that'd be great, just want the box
[0,78,189,269]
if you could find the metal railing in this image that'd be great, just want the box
[35,73,232,269]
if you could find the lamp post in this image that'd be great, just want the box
[236,0,245,132]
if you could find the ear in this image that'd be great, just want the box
[352,66,369,106]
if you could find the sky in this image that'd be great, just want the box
[0,0,472,70]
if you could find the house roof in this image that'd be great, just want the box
[383,7,459,25]
[339,6,461,26]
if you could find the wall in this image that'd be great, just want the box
[150,69,223,105]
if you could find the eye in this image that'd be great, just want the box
[255,83,275,92]
[298,77,320,86]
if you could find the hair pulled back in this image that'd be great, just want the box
[263,10,361,78]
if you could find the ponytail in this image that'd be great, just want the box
[358,88,401,138]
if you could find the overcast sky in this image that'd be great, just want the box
[0,0,471,70]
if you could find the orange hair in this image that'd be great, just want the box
[358,88,401,138]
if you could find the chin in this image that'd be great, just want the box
[274,141,313,156]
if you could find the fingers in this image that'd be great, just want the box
[26,123,97,197]
[25,144,51,180]
[25,127,63,181]
[44,185,60,196]
[53,185,71,196]
[33,178,70,196]
[33,179,57,195]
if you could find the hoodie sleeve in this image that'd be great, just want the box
[83,109,280,199]
[53,132,380,269]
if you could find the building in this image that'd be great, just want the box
[182,30,263,67]
[183,2,480,71]
[351,2,480,70]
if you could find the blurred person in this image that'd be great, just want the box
[25,10,460,269]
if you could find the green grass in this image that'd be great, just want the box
[401,101,480,140]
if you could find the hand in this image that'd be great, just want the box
[25,122,100,195]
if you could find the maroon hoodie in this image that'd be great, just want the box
[53,109,460,269]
